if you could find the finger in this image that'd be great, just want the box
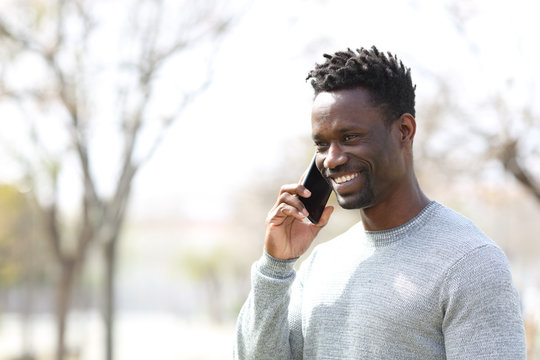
[270,202,308,222]
[281,191,310,215]
[279,183,311,197]
[280,191,311,215]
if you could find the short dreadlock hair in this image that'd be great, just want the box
[306,46,416,121]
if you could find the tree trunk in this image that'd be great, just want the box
[103,239,118,360]
[56,260,75,360]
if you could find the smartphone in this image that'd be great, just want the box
[298,154,332,223]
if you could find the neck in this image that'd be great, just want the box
[360,176,430,231]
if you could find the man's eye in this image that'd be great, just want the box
[314,141,328,150]
[344,134,359,142]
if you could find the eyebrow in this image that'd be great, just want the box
[312,126,367,140]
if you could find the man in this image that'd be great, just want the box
[233,47,526,359]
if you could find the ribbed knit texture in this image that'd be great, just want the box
[234,202,526,359]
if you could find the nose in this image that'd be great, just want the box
[323,142,347,169]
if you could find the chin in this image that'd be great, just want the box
[336,191,374,210]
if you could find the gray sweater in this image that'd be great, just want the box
[234,202,526,359]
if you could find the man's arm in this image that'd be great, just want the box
[441,244,526,359]
[233,254,300,360]
[233,183,333,359]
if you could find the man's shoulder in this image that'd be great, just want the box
[429,202,494,245]
[417,202,505,267]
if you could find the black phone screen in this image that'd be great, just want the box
[298,155,332,223]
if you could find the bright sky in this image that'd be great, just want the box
[1,0,539,221]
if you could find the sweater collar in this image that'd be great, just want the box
[363,201,440,247]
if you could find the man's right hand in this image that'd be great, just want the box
[264,183,334,260]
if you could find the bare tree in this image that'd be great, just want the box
[441,0,540,203]
[409,1,540,210]
[0,0,236,359]
[486,96,540,202]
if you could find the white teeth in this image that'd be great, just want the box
[334,173,359,184]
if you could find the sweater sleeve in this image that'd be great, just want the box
[233,252,303,360]
[441,244,526,359]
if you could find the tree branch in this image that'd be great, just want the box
[499,140,540,202]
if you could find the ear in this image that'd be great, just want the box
[397,113,416,146]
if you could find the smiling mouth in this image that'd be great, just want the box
[332,172,360,185]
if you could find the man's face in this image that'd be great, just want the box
[311,87,407,210]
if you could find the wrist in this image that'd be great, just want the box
[256,251,298,280]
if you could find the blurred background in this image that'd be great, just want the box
[0,0,539,359]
